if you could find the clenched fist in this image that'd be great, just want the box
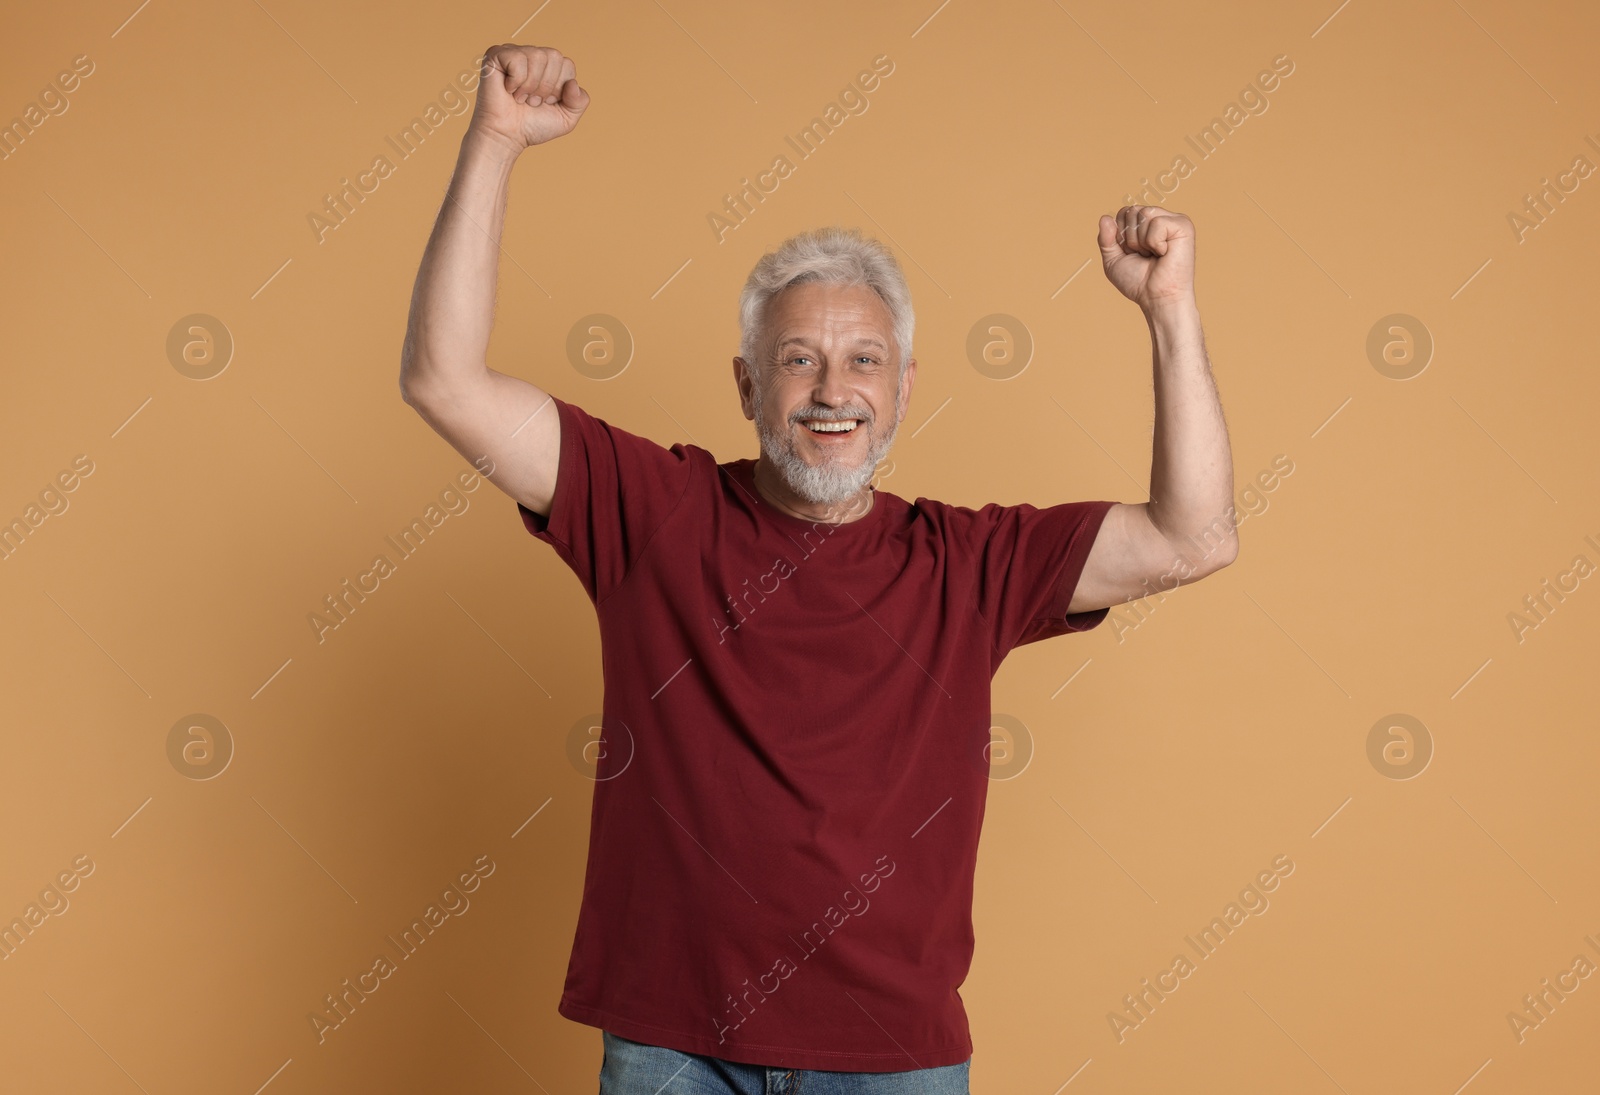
[468,44,590,157]
[1097,205,1196,312]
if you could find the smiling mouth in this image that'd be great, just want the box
[799,418,862,435]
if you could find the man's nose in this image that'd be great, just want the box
[812,358,855,407]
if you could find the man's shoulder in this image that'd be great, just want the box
[897,488,1001,527]
[558,395,716,463]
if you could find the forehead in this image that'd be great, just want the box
[765,281,893,345]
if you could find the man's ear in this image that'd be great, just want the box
[733,356,754,420]
[897,356,917,422]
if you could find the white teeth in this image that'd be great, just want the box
[804,419,858,433]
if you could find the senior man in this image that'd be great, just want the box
[400,44,1238,1095]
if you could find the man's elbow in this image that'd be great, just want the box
[1194,533,1240,578]
[1149,506,1238,583]
[399,365,439,411]
[398,333,435,407]
[1171,531,1238,584]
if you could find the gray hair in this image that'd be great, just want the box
[737,226,914,381]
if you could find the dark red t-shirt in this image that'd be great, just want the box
[518,394,1114,1072]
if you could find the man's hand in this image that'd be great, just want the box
[467,44,590,159]
[1097,205,1196,311]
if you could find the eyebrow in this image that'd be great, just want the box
[775,336,888,353]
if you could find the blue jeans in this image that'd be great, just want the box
[598,1031,972,1094]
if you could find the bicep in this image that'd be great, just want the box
[1067,502,1204,613]
[403,367,561,516]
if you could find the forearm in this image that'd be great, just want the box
[1144,296,1237,570]
[399,133,522,398]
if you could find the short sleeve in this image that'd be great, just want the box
[975,498,1117,661]
[517,395,696,606]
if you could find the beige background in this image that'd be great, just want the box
[2,0,1597,1091]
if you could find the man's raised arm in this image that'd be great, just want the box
[1068,206,1240,613]
[399,44,590,518]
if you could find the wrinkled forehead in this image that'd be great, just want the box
[764,283,894,351]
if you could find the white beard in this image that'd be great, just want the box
[750,382,899,508]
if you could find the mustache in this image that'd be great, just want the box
[791,409,869,423]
